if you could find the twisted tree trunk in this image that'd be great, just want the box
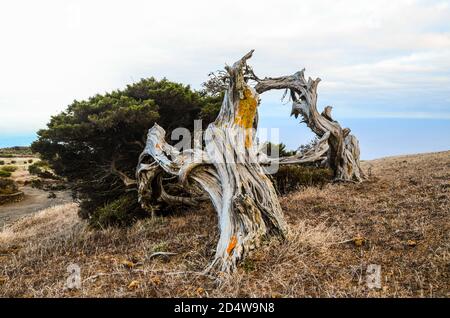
[254,70,365,181]
[135,50,365,273]
[137,51,288,273]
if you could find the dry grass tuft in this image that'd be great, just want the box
[0,151,449,297]
[0,203,80,246]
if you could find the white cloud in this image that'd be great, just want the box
[0,0,449,133]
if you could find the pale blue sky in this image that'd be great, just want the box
[0,0,449,158]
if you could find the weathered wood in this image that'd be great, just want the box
[253,70,365,181]
[137,51,288,272]
[259,131,330,168]
[136,50,365,273]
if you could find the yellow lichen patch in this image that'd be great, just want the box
[234,88,258,148]
[227,235,238,255]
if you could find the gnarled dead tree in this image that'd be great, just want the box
[204,56,364,181]
[253,71,364,181]
[135,50,365,273]
[137,50,288,273]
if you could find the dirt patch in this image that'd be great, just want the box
[0,186,72,228]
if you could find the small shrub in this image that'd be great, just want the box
[0,178,18,195]
[38,170,59,180]
[34,160,49,168]
[30,179,44,189]
[28,161,58,179]
[272,165,333,195]
[0,160,4,165]
[28,159,33,164]
[1,165,18,172]
[10,160,16,164]
[28,161,48,174]
[48,192,57,199]
[241,258,257,272]
[47,183,67,191]
[0,170,12,178]
[89,194,147,228]
[28,164,42,175]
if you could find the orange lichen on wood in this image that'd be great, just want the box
[234,87,258,148]
[227,235,238,255]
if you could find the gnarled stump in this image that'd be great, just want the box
[137,50,288,273]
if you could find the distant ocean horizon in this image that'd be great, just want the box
[1,118,449,160]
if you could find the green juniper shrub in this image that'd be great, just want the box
[1,165,18,172]
[28,161,58,179]
[30,179,44,189]
[272,165,333,195]
[260,141,333,194]
[32,78,222,227]
[28,162,44,175]
[37,170,59,180]
[0,170,12,178]
[0,160,4,165]
[89,193,148,228]
[47,183,67,191]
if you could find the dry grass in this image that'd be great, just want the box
[0,203,80,246]
[0,151,449,297]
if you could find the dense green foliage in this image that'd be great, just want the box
[89,193,146,228]
[0,164,17,178]
[272,165,333,195]
[32,78,222,227]
[27,160,57,179]
[0,170,11,178]
[1,165,18,172]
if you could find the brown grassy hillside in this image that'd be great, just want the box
[0,151,449,297]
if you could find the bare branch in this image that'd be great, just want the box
[110,157,137,187]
